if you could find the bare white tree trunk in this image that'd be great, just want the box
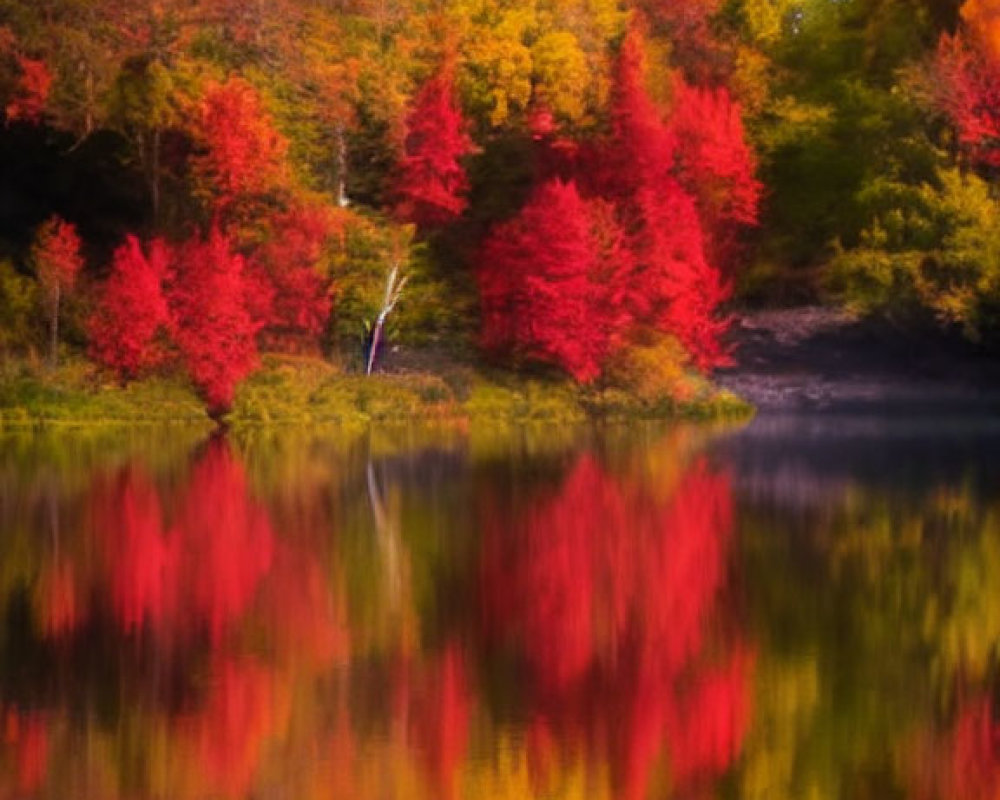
[336,123,350,208]
[366,262,408,376]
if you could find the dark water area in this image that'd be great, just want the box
[1,415,1000,799]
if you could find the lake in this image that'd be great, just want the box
[1,414,999,799]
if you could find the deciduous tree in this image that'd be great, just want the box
[479,178,626,382]
[89,236,171,379]
[166,226,260,413]
[191,77,290,223]
[4,56,51,124]
[668,79,761,270]
[30,216,83,367]
[394,62,474,228]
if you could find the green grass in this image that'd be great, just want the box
[0,354,753,429]
[0,359,212,430]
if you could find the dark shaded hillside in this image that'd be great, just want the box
[718,307,1000,411]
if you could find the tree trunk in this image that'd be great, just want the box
[150,127,161,223]
[336,123,349,207]
[49,284,60,369]
[366,316,384,376]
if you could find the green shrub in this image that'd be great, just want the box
[828,168,1000,339]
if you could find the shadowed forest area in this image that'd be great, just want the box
[0,0,998,418]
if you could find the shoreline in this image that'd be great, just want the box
[0,353,751,431]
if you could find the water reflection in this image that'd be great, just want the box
[3,416,1000,798]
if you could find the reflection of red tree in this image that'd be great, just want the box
[99,467,173,633]
[98,440,274,644]
[178,658,277,798]
[260,543,350,668]
[944,698,1000,800]
[411,644,470,800]
[36,560,79,639]
[172,441,274,644]
[4,710,48,793]
[483,452,751,799]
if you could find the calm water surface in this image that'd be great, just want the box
[2,415,1000,799]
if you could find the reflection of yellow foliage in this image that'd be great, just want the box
[930,510,1000,681]
[463,733,612,800]
[826,491,925,581]
[741,653,823,800]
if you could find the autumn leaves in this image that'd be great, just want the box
[6,8,762,413]
[478,30,760,381]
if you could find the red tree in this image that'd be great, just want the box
[192,77,290,221]
[588,28,676,202]
[598,30,733,370]
[167,226,260,412]
[249,203,337,349]
[90,236,172,379]
[478,179,628,382]
[394,63,474,228]
[630,184,732,369]
[31,216,83,366]
[929,33,1000,169]
[668,79,761,270]
[4,56,52,124]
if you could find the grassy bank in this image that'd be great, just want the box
[0,354,751,430]
[0,359,214,429]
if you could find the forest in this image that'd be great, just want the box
[0,0,994,416]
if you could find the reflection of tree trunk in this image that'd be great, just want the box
[366,461,403,613]
[48,482,59,557]
[49,284,60,369]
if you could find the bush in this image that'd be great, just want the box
[828,168,1000,339]
[604,331,703,404]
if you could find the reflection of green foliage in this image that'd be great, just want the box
[742,468,1000,800]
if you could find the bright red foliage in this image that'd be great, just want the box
[394,63,474,227]
[630,185,732,369]
[250,203,336,347]
[167,226,260,412]
[32,216,83,297]
[478,179,627,382]
[90,236,172,379]
[597,30,733,370]
[594,28,676,201]
[5,56,52,124]
[193,77,289,218]
[669,79,761,269]
[930,33,1000,168]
